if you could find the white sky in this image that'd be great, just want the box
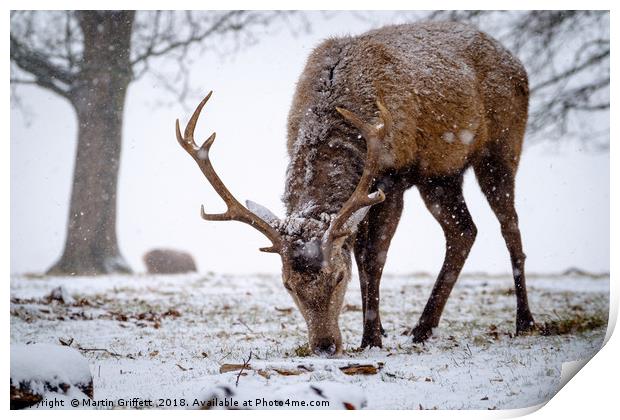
[10,12,610,275]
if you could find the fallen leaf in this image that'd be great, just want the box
[343,402,356,410]
[162,309,182,317]
[275,307,293,313]
[219,363,248,374]
[273,368,305,376]
[339,364,379,375]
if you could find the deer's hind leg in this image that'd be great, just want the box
[473,153,536,335]
[410,174,477,342]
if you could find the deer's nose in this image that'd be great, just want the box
[313,338,337,356]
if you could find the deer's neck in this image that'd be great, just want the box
[283,134,365,221]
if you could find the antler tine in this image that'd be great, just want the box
[334,107,373,139]
[335,96,392,140]
[323,99,391,261]
[185,90,212,140]
[176,92,283,252]
[175,91,212,151]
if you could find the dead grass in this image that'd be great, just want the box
[293,343,312,357]
[539,312,608,336]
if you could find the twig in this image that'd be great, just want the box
[235,351,252,387]
[58,337,74,346]
[218,350,233,363]
[236,318,254,333]
[176,363,192,371]
[236,318,266,338]
[464,343,473,358]
[78,347,124,359]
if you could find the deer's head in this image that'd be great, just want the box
[176,92,390,356]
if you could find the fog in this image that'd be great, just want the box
[10,12,609,275]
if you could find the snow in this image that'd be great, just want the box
[442,132,456,143]
[10,272,608,409]
[458,129,475,145]
[11,343,92,395]
[246,200,281,227]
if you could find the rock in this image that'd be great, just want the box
[10,343,93,409]
[143,248,197,274]
[45,286,75,305]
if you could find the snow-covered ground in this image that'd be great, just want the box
[10,272,608,410]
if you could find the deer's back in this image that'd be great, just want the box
[288,22,529,178]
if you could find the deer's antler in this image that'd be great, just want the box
[322,98,392,263]
[175,92,283,253]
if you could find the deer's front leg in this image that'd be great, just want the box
[354,190,404,348]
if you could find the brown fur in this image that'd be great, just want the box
[178,21,535,356]
[280,22,534,353]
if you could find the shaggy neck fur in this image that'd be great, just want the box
[282,37,372,242]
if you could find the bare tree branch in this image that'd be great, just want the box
[130,11,243,66]
[531,48,609,93]
[11,10,299,104]
[10,35,75,98]
[422,10,609,146]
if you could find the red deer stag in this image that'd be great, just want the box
[175,22,535,356]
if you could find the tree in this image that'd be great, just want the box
[425,10,610,148]
[10,10,296,275]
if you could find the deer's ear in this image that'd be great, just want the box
[321,206,371,256]
[342,205,371,232]
[246,200,281,227]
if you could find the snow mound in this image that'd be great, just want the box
[11,343,92,398]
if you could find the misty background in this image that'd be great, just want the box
[10,11,609,275]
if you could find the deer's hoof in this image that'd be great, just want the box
[360,332,383,349]
[410,324,433,343]
[516,314,537,335]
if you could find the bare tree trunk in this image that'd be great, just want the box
[47,11,135,275]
